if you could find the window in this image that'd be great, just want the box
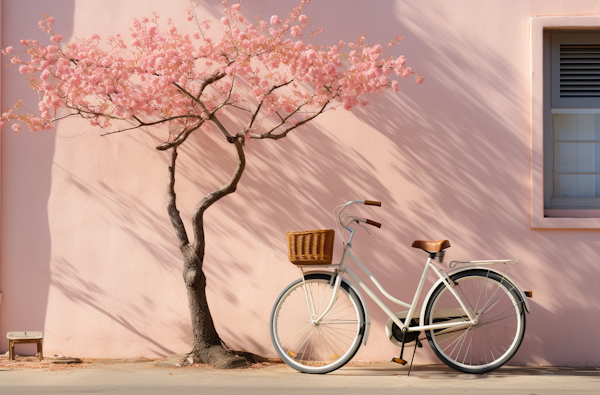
[545,32,600,210]
[530,16,600,228]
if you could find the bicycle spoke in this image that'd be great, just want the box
[281,322,314,351]
[272,277,363,373]
[481,304,519,326]
[426,271,524,372]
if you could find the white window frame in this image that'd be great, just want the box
[531,17,600,228]
[545,33,600,209]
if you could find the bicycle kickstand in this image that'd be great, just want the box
[407,338,423,376]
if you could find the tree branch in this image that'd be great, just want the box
[250,100,330,140]
[167,147,189,248]
[213,75,236,113]
[248,95,314,138]
[173,82,207,110]
[99,114,200,137]
[197,71,227,100]
[226,103,252,114]
[190,137,246,259]
[209,114,234,141]
[246,79,295,131]
[156,121,203,151]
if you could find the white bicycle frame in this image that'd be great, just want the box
[302,200,519,337]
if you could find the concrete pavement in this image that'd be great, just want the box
[1,358,599,394]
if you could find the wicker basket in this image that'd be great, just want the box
[286,229,335,265]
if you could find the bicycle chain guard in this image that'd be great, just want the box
[391,319,420,344]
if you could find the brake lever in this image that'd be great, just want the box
[355,220,371,235]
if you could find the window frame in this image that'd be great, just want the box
[531,17,600,228]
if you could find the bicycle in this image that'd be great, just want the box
[269,200,531,374]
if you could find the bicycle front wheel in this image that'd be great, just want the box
[424,269,526,374]
[270,273,365,374]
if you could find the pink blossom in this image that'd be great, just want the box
[12,124,21,132]
[2,46,14,54]
[290,26,302,37]
[50,34,64,43]
[1,1,422,138]
[395,56,406,67]
[147,25,158,35]
[186,7,194,21]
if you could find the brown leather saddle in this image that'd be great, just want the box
[411,239,450,253]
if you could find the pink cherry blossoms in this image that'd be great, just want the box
[1,2,423,145]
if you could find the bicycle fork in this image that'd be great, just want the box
[302,269,344,324]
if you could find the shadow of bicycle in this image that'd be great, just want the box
[328,363,600,379]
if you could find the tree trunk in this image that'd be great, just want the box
[181,244,249,368]
[165,136,250,368]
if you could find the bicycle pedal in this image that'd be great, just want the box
[391,358,407,365]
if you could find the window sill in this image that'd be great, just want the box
[533,210,600,228]
[544,209,600,218]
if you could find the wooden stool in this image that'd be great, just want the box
[7,331,43,360]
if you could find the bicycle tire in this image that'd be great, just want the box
[424,269,526,374]
[270,273,365,374]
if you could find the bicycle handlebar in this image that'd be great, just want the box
[337,200,383,229]
[366,219,382,228]
[336,200,382,243]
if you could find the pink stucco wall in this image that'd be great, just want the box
[1,0,600,366]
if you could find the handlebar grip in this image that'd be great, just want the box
[364,200,382,207]
[366,219,382,228]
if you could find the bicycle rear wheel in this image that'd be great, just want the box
[424,269,526,374]
[270,273,365,374]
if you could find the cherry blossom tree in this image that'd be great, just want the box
[1,0,422,368]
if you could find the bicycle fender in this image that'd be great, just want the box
[418,266,531,328]
[303,270,371,346]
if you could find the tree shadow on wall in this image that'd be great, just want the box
[40,0,527,360]
[35,0,600,365]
